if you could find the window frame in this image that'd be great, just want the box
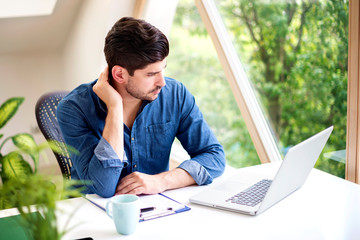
[194,0,282,164]
[346,0,360,184]
[132,0,147,18]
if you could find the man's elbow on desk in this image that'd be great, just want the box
[88,182,117,198]
[178,160,225,186]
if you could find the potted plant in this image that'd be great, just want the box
[0,97,81,239]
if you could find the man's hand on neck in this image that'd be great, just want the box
[93,66,124,160]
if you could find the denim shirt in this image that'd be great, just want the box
[57,77,225,197]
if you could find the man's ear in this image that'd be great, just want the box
[112,65,126,84]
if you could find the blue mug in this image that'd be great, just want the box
[106,194,140,235]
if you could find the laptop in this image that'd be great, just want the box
[189,126,333,216]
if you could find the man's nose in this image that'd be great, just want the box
[157,72,166,87]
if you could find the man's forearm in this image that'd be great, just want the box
[115,168,196,195]
[93,66,125,161]
[102,107,124,160]
[158,168,196,191]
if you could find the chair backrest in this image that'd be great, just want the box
[35,91,72,179]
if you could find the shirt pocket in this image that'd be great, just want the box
[145,121,175,163]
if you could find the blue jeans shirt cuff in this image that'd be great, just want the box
[178,160,213,185]
[94,137,128,168]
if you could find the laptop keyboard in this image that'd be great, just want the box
[226,179,272,207]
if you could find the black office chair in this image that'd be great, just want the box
[35,91,72,179]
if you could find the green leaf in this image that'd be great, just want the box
[12,133,38,154]
[46,140,79,156]
[1,152,33,182]
[0,97,24,129]
[12,133,37,150]
[12,133,39,172]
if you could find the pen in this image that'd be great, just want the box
[140,207,156,213]
[141,208,174,221]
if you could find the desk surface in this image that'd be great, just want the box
[3,163,360,240]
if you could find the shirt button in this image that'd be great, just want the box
[134,164,137,168]
[131,137,134,141]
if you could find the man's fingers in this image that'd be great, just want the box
[116,172,149,195]
[116,173,137,192]
[98,66,109,83]
[126,186,145,195]
[116,181,143,195]
[116,184,144,195]
[102,66,109,78]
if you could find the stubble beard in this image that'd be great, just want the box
[125,78,161,102]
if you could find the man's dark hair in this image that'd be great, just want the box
[104,17,169,78]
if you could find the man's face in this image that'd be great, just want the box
[125,59,167,102]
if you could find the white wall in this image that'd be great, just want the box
[62,0,135,90]
[0,50,64,175]
[0,0,135,176]
[142,0,178,37]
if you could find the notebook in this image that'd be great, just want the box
[189,126,333,216]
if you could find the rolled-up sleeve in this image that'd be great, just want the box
[178,160,213,185]
[95,137,128,168]
[57,98,126,198]
[176,83,226,185]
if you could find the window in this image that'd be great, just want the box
[0,0,57,18]
[167,0,261,168]
[198,0,348,178]
[167,0,349,178]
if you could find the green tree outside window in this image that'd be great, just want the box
[167,0,348,178]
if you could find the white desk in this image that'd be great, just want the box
[7,163,360,240]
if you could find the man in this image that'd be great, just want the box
[57,17,225,198]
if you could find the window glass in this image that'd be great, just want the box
[214,0,348,178]
[167,0,261,168]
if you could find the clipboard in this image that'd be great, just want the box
[85,193,190,222]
